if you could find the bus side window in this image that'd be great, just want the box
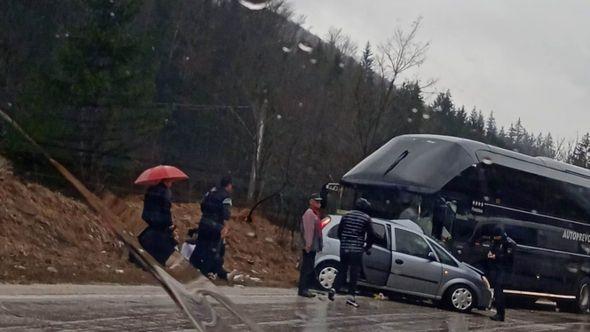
[544,179,590,223]
[505,225,537,246]
[484,164,546,213]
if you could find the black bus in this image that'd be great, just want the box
[324,134,590,312]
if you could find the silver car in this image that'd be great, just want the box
[314,216,492,312]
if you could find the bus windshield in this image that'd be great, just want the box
[332,184,453,240]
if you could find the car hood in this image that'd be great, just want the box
[460,262,484,276]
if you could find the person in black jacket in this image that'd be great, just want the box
[190,176,234,280]
[488,225,516,322]
[138,181,177,265]
[336,198,376,308]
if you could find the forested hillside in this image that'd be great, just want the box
[1,0,588,227]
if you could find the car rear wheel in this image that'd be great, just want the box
[315,261,339,291]
[445,284,475,313]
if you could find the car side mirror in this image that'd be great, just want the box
[428,252,437,261]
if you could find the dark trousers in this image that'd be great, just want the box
[492,269,506,319]
[214,240,228,280]
[337,250,363,296]
[190,218,228,278]
[298,251,316,294]
[138,227,176,265]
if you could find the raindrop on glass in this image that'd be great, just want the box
[276,114,282,120]
[151,46,155,51]
[7,102,13,107]
[482,158,493,165]
[310,58,317,64]
[407,118,413,123]
[238,0,268,10]
[339,62,345,68]
[411,108,418,113]
[298,42,313,53]
[185,56,190,61]
[55,34,61,39]
[110,12,115,17]
[110,0,114,3]
[64,32,70,38]
[125,70,131,76]
[282,46,291,53]
[298,102,304,108]
[422,114,431,120]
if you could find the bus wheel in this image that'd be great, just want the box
[558,278,590,314]
[576,278,590,313]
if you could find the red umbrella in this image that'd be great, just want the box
[134,165,189,186]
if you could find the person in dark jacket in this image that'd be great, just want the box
[138,181,178,265]
[336,197,376,308]
[190,176,234,280]
[488,225,516,322]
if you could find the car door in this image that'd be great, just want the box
[361,222,392,286]
[389,228,443,297]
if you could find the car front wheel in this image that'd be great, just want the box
[446,284,475,313]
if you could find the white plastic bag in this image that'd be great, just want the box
[180,242,196,260]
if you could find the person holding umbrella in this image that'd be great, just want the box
[135,165,188,265]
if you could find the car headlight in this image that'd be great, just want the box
[481,275,491,289]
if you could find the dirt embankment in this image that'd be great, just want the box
[0,158,300,287]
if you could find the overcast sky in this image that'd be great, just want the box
[290,0,590,141]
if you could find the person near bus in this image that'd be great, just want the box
[190,176,234,281]
[488,225,516,322]
[297,193,323,298]
[336,197,376,308]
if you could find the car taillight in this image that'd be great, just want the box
[320,217,332,230]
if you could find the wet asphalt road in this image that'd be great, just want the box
[1,284,590,331]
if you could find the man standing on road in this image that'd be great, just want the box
[336,198,375,308]
[488,225,516,322]
[297,193,323,298]
[190,176,235,281]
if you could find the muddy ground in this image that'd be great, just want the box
[0,159,300,287]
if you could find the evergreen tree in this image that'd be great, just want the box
[432,91,454,115]
[542,133,556,157]
[360,41,374,83]
[456,106,467,125]
[16,0,161,186]
[485,111,498,139]
[569,133,590,168]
